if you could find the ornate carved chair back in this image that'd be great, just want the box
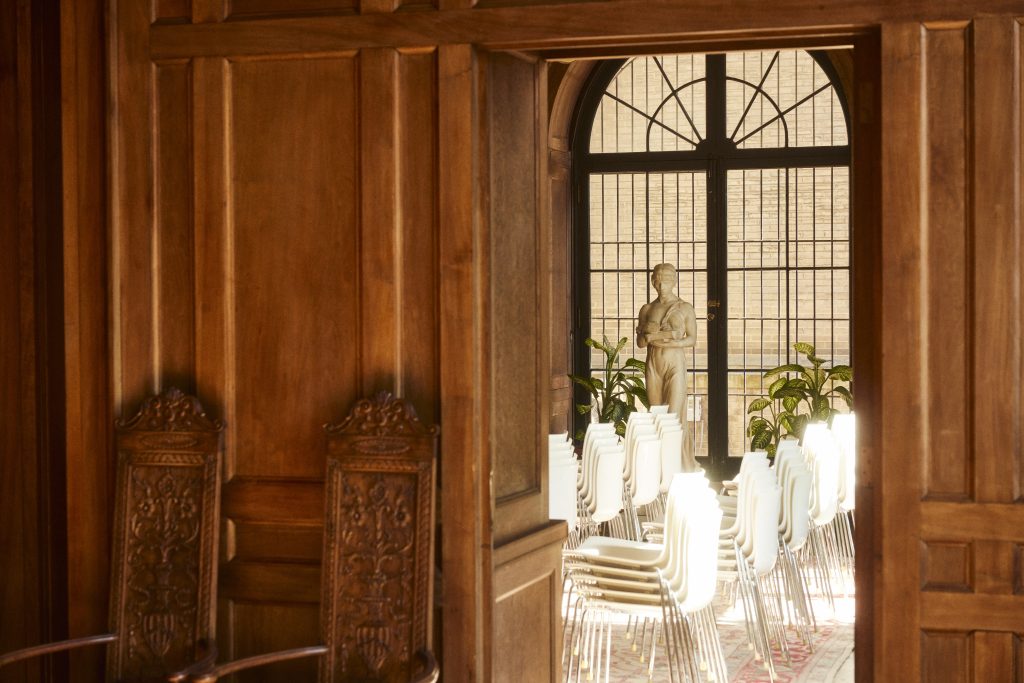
[321,392,438,683]
[109,388,224,681]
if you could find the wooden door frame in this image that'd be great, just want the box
[528,28,881,682]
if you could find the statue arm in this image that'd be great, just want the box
[636,305,651,349]
[648,306,697,348]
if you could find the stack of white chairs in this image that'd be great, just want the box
[648,411,684,524]
[549,433,581,539]
[717,452,786,680]
[773,442,817,646]
[563,472,726,683]
[575,423,626,546]
[830,413,856,578]
[802,423,844,606]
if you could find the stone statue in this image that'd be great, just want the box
[636,263,699,472]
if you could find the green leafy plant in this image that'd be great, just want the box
[746,341,853,457]
[569,336,649,440]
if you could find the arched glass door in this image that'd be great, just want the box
[572,50,851,479]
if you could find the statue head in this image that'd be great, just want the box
[651,263,677,296]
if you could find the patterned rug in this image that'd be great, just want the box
[565,596,854,682]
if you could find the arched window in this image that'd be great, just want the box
[571,50,851,479]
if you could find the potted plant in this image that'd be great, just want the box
[746,341,852,457]
[568,336,649,440]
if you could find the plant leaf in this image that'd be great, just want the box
[624,357,646,372]
[575,402,592,415]
[834,385,854,408]
[783,395,799,412]
[793,341,816,356]
[767,376,787,399]
[764,363,805,378]
[747,416,769,435]
[747,397,772,413]
[829,364,853,381]
[752,430,773,450]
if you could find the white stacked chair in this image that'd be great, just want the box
[802,423,844,606]
[563,472,726,683]
[549,433,581,541]
[717,453,786,680]
[830,413,857,579]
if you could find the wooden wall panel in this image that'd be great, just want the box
[922,25,970,501]
[920,541,972,592]
[397,49,440,424]
[227,0,357,20]
[221,602,321,680]
[228,55,359,479]
[921,631,971,683]
[62,0,111,677]
[971,17,1022,505]
[896,16,1024,682]
[154,0,192,23]
[492,529,563,683]
[438,43,490,682]
[488,51,543,505]
[0,5,44,680]
[154,60,197,392]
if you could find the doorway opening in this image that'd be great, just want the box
[570,50,852,483]
[542,32,878,681]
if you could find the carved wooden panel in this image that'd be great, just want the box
[322,393,437,682]
[109,388,223,679]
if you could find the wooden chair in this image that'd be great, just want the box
[185,391,439,683]
[0,388,224,681]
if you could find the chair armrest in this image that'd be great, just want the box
[189,645,328,682]
[411,649,439,683]
[166,639,219,682]
[0,633,117,668]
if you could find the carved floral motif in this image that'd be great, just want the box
[120,466,204,677]
[325,392,437,438]
[117,387,224,433]
[334,472,417,678]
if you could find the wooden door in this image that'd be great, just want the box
[878,15,1024,681]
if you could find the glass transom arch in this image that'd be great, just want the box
[572,50,851,480]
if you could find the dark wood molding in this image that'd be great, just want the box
[150,0,1024,57]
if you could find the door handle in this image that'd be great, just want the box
[707,299,720,321]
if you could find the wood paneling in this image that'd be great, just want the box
[492,525,563,683]
[227,0,357,20]
[921,631,970,683]
[922,25,970,501]
[154,0,191,23]
[229,55,359,480]
[61,0,110,677]
[884,16,1024,681]
[155,60,197,392]
[974,631,1018,683]
[438,43,490,682]
[221,602,321,681]
[880,21,925,681]
[150,0,1024,57]
[920,541,972,592]
[488,51,543,505]
[396,49,440,424]
[971,17,1022,505]
[0,3,46,681]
